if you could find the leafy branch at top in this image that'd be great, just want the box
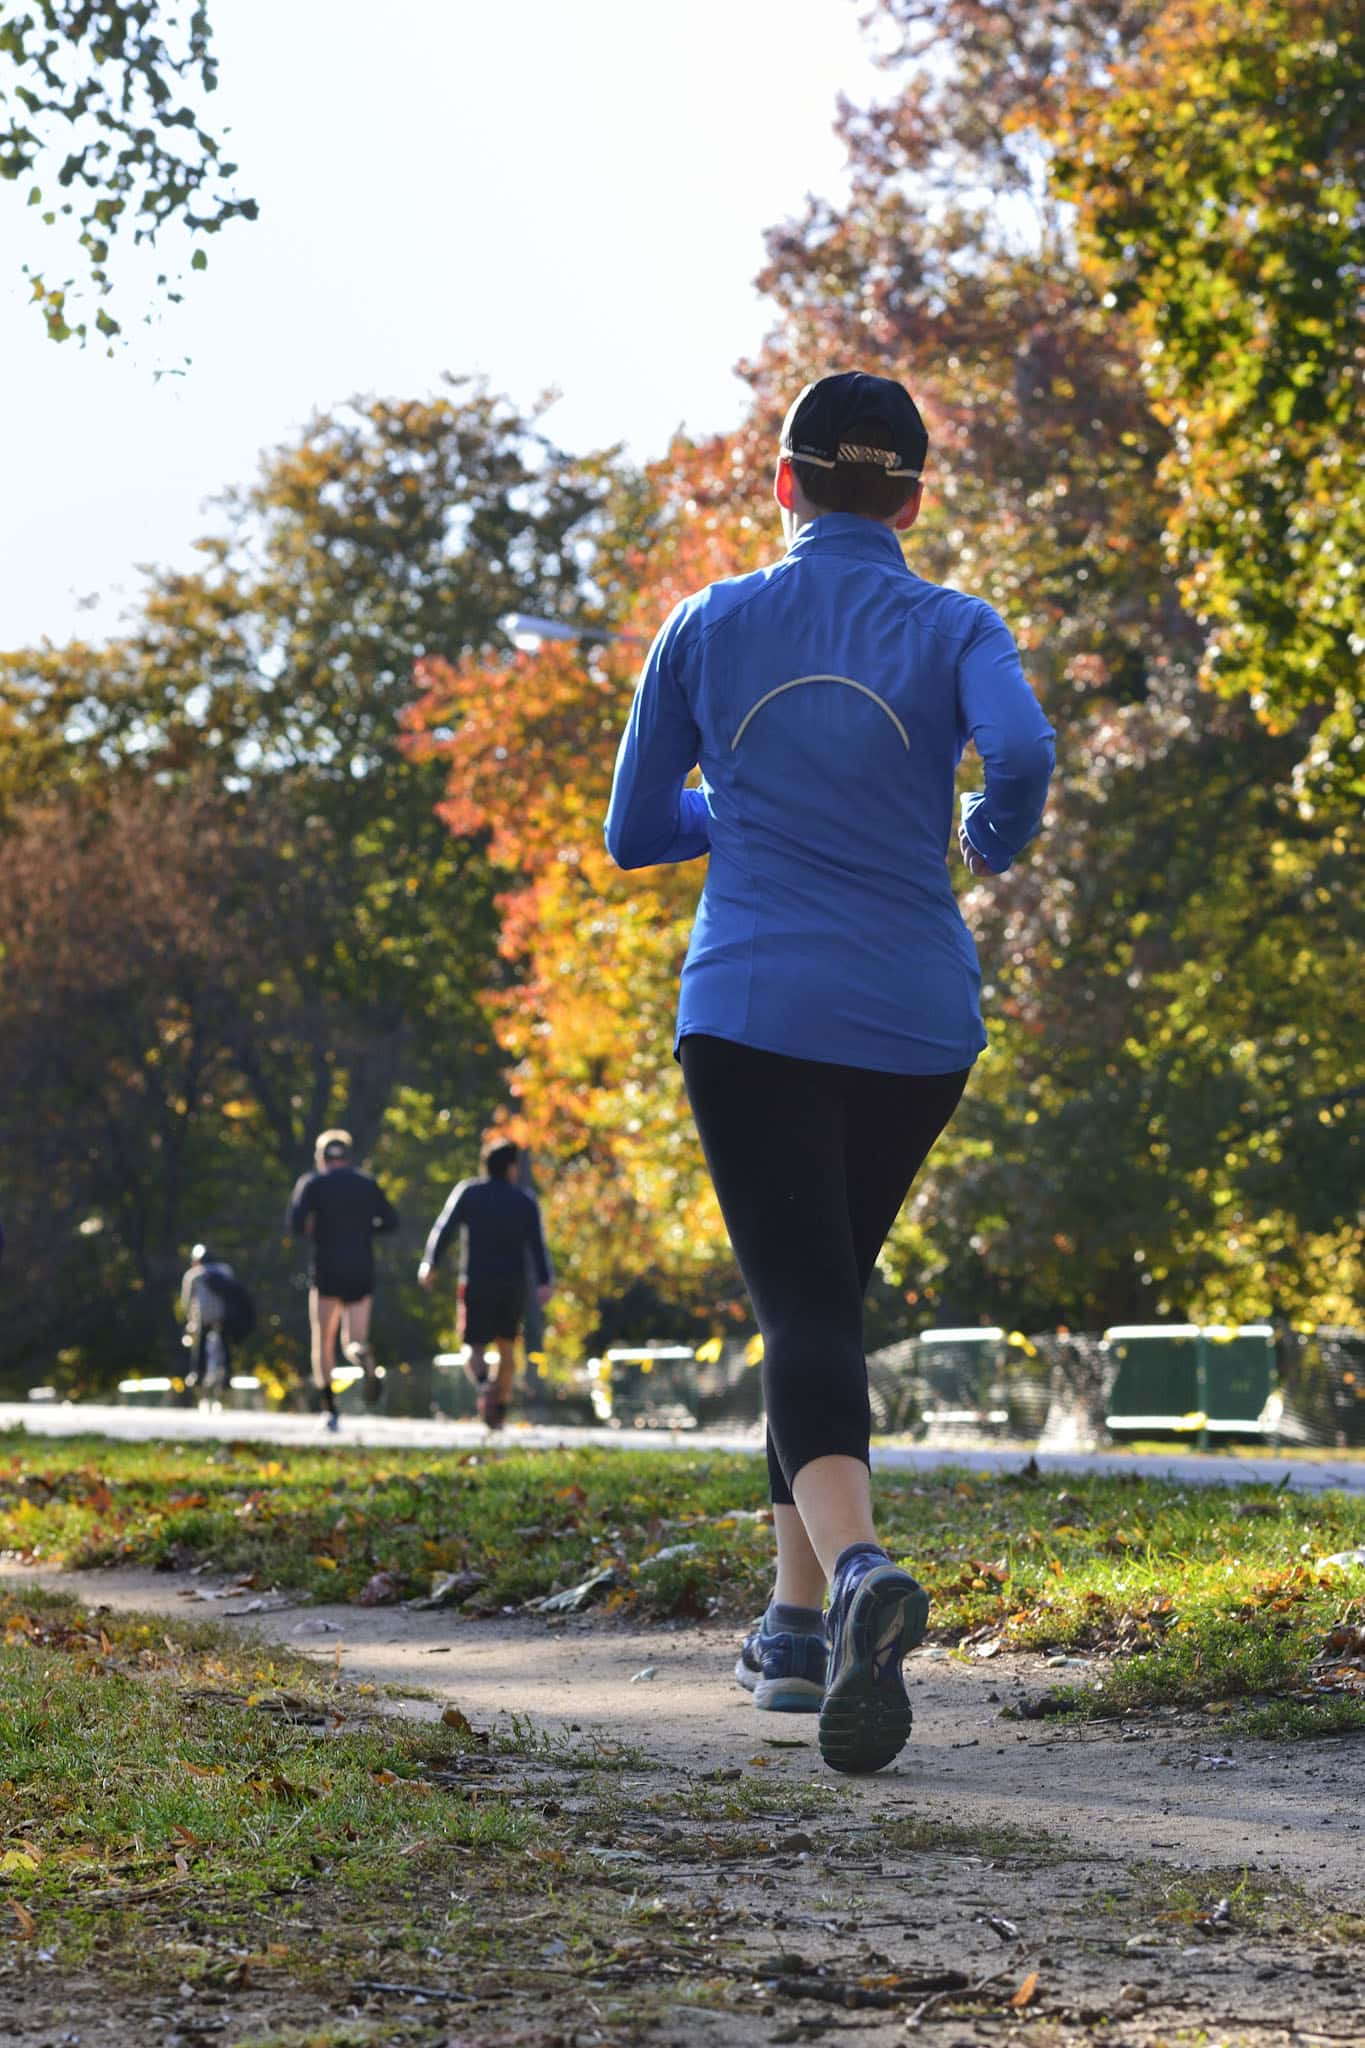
[0,1,258,344]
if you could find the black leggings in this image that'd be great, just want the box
[680,1034,968,1506]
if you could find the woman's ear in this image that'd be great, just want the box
[892,483,923,533]
[774,458,797,512]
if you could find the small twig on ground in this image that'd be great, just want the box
[904,1968,1010,2029]
[352,1979,476,2002]
[768,1969,971,2012]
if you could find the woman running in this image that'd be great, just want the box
[605,371,1054,1773]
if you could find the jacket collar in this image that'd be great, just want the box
[785,513,909,567]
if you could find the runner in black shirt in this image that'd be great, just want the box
[418,1139,552,1430]
[288,1129,399,1427]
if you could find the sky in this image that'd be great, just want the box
[1,0,893,649]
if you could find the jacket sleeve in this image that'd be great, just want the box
[422,1182,469,1271]
[955,604,1055,874]
[287,1174,314,1236]
[604,602,710,869]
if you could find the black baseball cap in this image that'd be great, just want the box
[779,372,927,480]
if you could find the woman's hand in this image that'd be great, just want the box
[958,824,995,877]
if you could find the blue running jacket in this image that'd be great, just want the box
[604,514,1055,1074]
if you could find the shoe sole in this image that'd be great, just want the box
[819,1567,929,1775]
[734,1660,823,1713]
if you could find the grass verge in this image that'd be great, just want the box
[3,1429,1364,1717]
[0,1586,823,2005]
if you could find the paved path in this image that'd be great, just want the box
[3,1400,1362,1491]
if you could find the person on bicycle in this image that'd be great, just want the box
[180,1244,236,1397]
[417,1139,553,1431]
[288,1129,400,1428]
[605,370,1054,1773]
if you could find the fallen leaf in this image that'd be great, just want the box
[1011,1970,1039,2008]
[9,1900,36,1939]
[356,1571,403,1606]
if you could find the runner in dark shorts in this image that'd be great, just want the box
[288,1129,400,1428]
[418,1140,552,1430]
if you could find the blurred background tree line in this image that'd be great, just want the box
[2,0,1359,1389]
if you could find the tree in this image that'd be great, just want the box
[0,1,257,343]
[1049,0,1364,806]
[0,781,334,1381]
[883,673,1363,1330]
[414,0,1361,1343]
[0,384,607,1384]
[737,0,1362,1328]
[407,435,772,1354]
[1,383,604,1153]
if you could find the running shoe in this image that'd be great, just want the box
[324,1411,341,1434]
[476,1385,506,1431]
[734,1620,827,1713]
[818,1553,929,1774]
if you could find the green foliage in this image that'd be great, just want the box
[1049,0,1363,805]
[734,0,1363,1329]
[0,385,608,1385]
[883,677,1363,1328]
[0,1,258,343]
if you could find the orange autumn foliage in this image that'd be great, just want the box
[406,435,776,1346]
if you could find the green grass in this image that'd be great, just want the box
[0,1584,701,2011]
[3,1428,1364,1715]
[0,1585,875,2010]
[0,1588,535,1940]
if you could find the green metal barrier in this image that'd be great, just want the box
[917,1327,1010,1433]
[1103,1323,1278,1443]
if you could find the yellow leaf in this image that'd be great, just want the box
[1011,1970,1040,2009]
[0,1849,38,1874]
[313,1556,339,1570]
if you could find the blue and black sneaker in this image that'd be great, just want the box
[818,1552,930,1773]
[734,1620,827,1713]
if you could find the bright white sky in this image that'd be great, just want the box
[1,0,892,648]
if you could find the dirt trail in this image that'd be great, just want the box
[9,1562,1365,2048]
[16,1562,1363,1903]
